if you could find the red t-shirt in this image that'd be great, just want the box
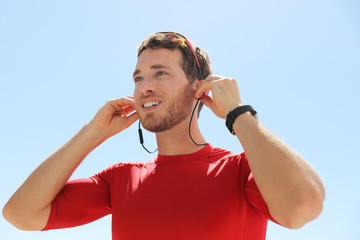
[43,144,276,239]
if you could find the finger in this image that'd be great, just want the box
[202,74,224,82]
[108,97,136,112]
[124,95,134,100]
[195,75,227,98]
[127,112,139,126]
[115,104,136,115]
[112,107,134,116]
[123,105,137,115]
[195,81,214,98]
[115,96,136,106]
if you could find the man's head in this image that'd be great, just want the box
[137,32,212,116]
[133,48,194,132]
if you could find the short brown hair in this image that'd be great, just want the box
[137,33,212,116]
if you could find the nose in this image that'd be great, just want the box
[138,75,155,96]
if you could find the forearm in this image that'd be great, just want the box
[233,113,325,228]
[3,124,106,230]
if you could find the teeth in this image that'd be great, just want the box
[143,102,160,108]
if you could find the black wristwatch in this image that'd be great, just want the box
[226,105,257,135]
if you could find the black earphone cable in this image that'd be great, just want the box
[188,97,207,146]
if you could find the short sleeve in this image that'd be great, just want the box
[43,174,112,231]
[242,154,279,224]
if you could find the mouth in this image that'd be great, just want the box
[141,101,162,112]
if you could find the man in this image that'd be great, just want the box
[3,32,325,239]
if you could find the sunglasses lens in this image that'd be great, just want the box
[161,33,183,44]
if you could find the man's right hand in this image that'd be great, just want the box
[88,96,139,140]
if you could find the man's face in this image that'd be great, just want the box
[133,48,196,132]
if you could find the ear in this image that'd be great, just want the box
[195,79,202,88]
[194,79,209,97]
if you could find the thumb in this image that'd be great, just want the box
[200,95,214,109]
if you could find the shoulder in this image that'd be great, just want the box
[204,145,246,164]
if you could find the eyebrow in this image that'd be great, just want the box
[133,65,172,77]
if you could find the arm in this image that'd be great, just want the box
[195,76,325,229]
[2,97,138,231]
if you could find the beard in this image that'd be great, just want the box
[139,83,194,133]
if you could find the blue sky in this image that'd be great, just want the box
[1,0,359,239]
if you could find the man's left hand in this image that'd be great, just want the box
[195,75,242,119]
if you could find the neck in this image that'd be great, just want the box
[155,117,206,156]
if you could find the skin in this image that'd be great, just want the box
[3,47,325,231]
[133,48,206,155]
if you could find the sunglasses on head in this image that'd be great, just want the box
[157,32,203,80]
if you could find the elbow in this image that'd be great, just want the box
[292,198,325,229]
[284,202,324,229]
[276,188,325,229]
[3,202,28,231]
[2,201,44,231]
[2,203,10,224]
[3,202,20,230]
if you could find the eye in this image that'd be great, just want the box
[134,76,143,83]
[156,71,167,77]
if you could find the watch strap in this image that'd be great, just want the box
[226,105,257,135]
